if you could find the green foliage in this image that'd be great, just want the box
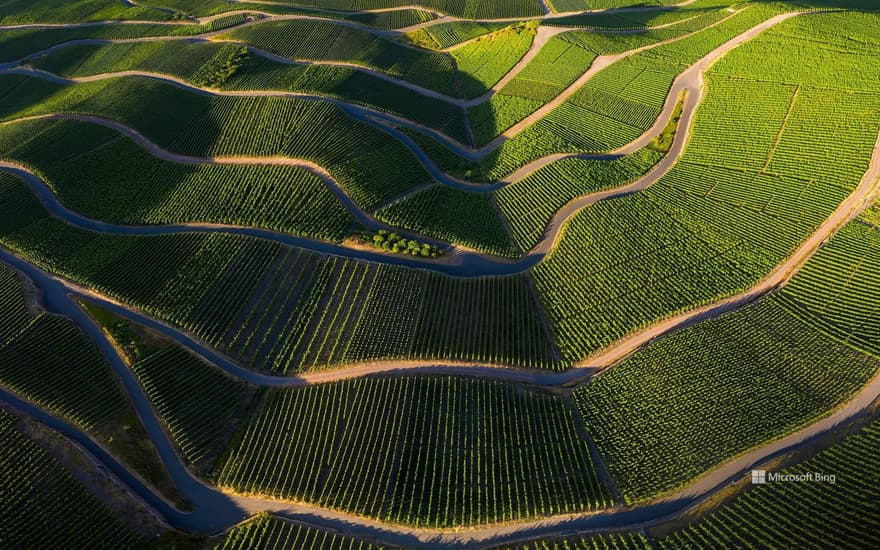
[777,219,880,358]
[397,127,481,178]
[0,313,127,431]
[482,5,782,180]
[409,21,507,49]
[77,299,158,363]
[497,148,663,251]
[225,56,469,142]
[191,44,249,88]
[347,8,436,31]
[219,19,460,97]
[532,13,880,361]
[377,186,517,257]
[0,0,164,24]
[0,118,354,242]
[216,514,383,549]
[31,39,469,142]
[366,229,442,258]
[131,345,251,471]
[0,410,143,547]
[451,24,536,99]
[0,172,559,372]
[575,299,879,502]
[0,264,31,345]
[216,376,611,527]
[489,532,651,550]
[657,416,880,548]
[0,74,430,210]
[201,0,544,19]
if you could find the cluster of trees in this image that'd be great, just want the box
[370,230,441,257]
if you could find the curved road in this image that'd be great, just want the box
[0,8,831,280]
[1,120,876,391]
[4,4,745,161]
[1,5,780,196]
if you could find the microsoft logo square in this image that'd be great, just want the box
[751,470,767,484]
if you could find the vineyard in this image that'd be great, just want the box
[216,514,387,549]
[776,210,880,358]
[573,298,880,502]
[377,185,518,257]
[532,18,880,361]
[0,74,432,210]
[468,8,730,148]
[407,21,506,49]
[216,376,611,527]
[481,4,785,180]
[218,19,462,97]
[0,409,145,547]
[450,24,535,99]
[512,414,880,548]
[0,118,355,242]
[0,1,879,546]
[130,344,254,472]
[0,171,560,371]
[654,416,880,548]
[496,148,662,251]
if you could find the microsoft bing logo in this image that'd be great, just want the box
[751,470,767,484]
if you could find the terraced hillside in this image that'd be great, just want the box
[1,0,879,547]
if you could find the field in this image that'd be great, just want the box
[377,185,518,257]
[216,376,611,526]
[532,17,880,361]
[0,409,145,547]
[514,414,880,547]
[1,1,879,545]
[655,416,880,548]
[496,148,663,251]
[0,171,560,371]
[481,4,785,180]
[0,118,355,242]
[0,74,432,210]
[450,24,535,99]
[0,0,164,24]
[573,298,879,502]
[217,514,386,549]
[776,208,880,357]
[218,19,462,97]
[130,345,253,472]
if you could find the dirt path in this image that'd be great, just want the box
[573,126,880,372]
[4,6,743,159]
[0,8,870,278]
[1,120,878,386]
[3,2,880,547]
[0,114,378,229]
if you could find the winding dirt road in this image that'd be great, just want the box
[3,4,742,160]
[2,238,880,549]
[0,7,802,198]
[1,119,877,390]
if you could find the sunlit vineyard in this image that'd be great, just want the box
[0,0,878,545]
[219,19,460,96]
[574,298,879,502]
[655,417,880,548]
[216,376,611,526]
[0,75,432,210]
